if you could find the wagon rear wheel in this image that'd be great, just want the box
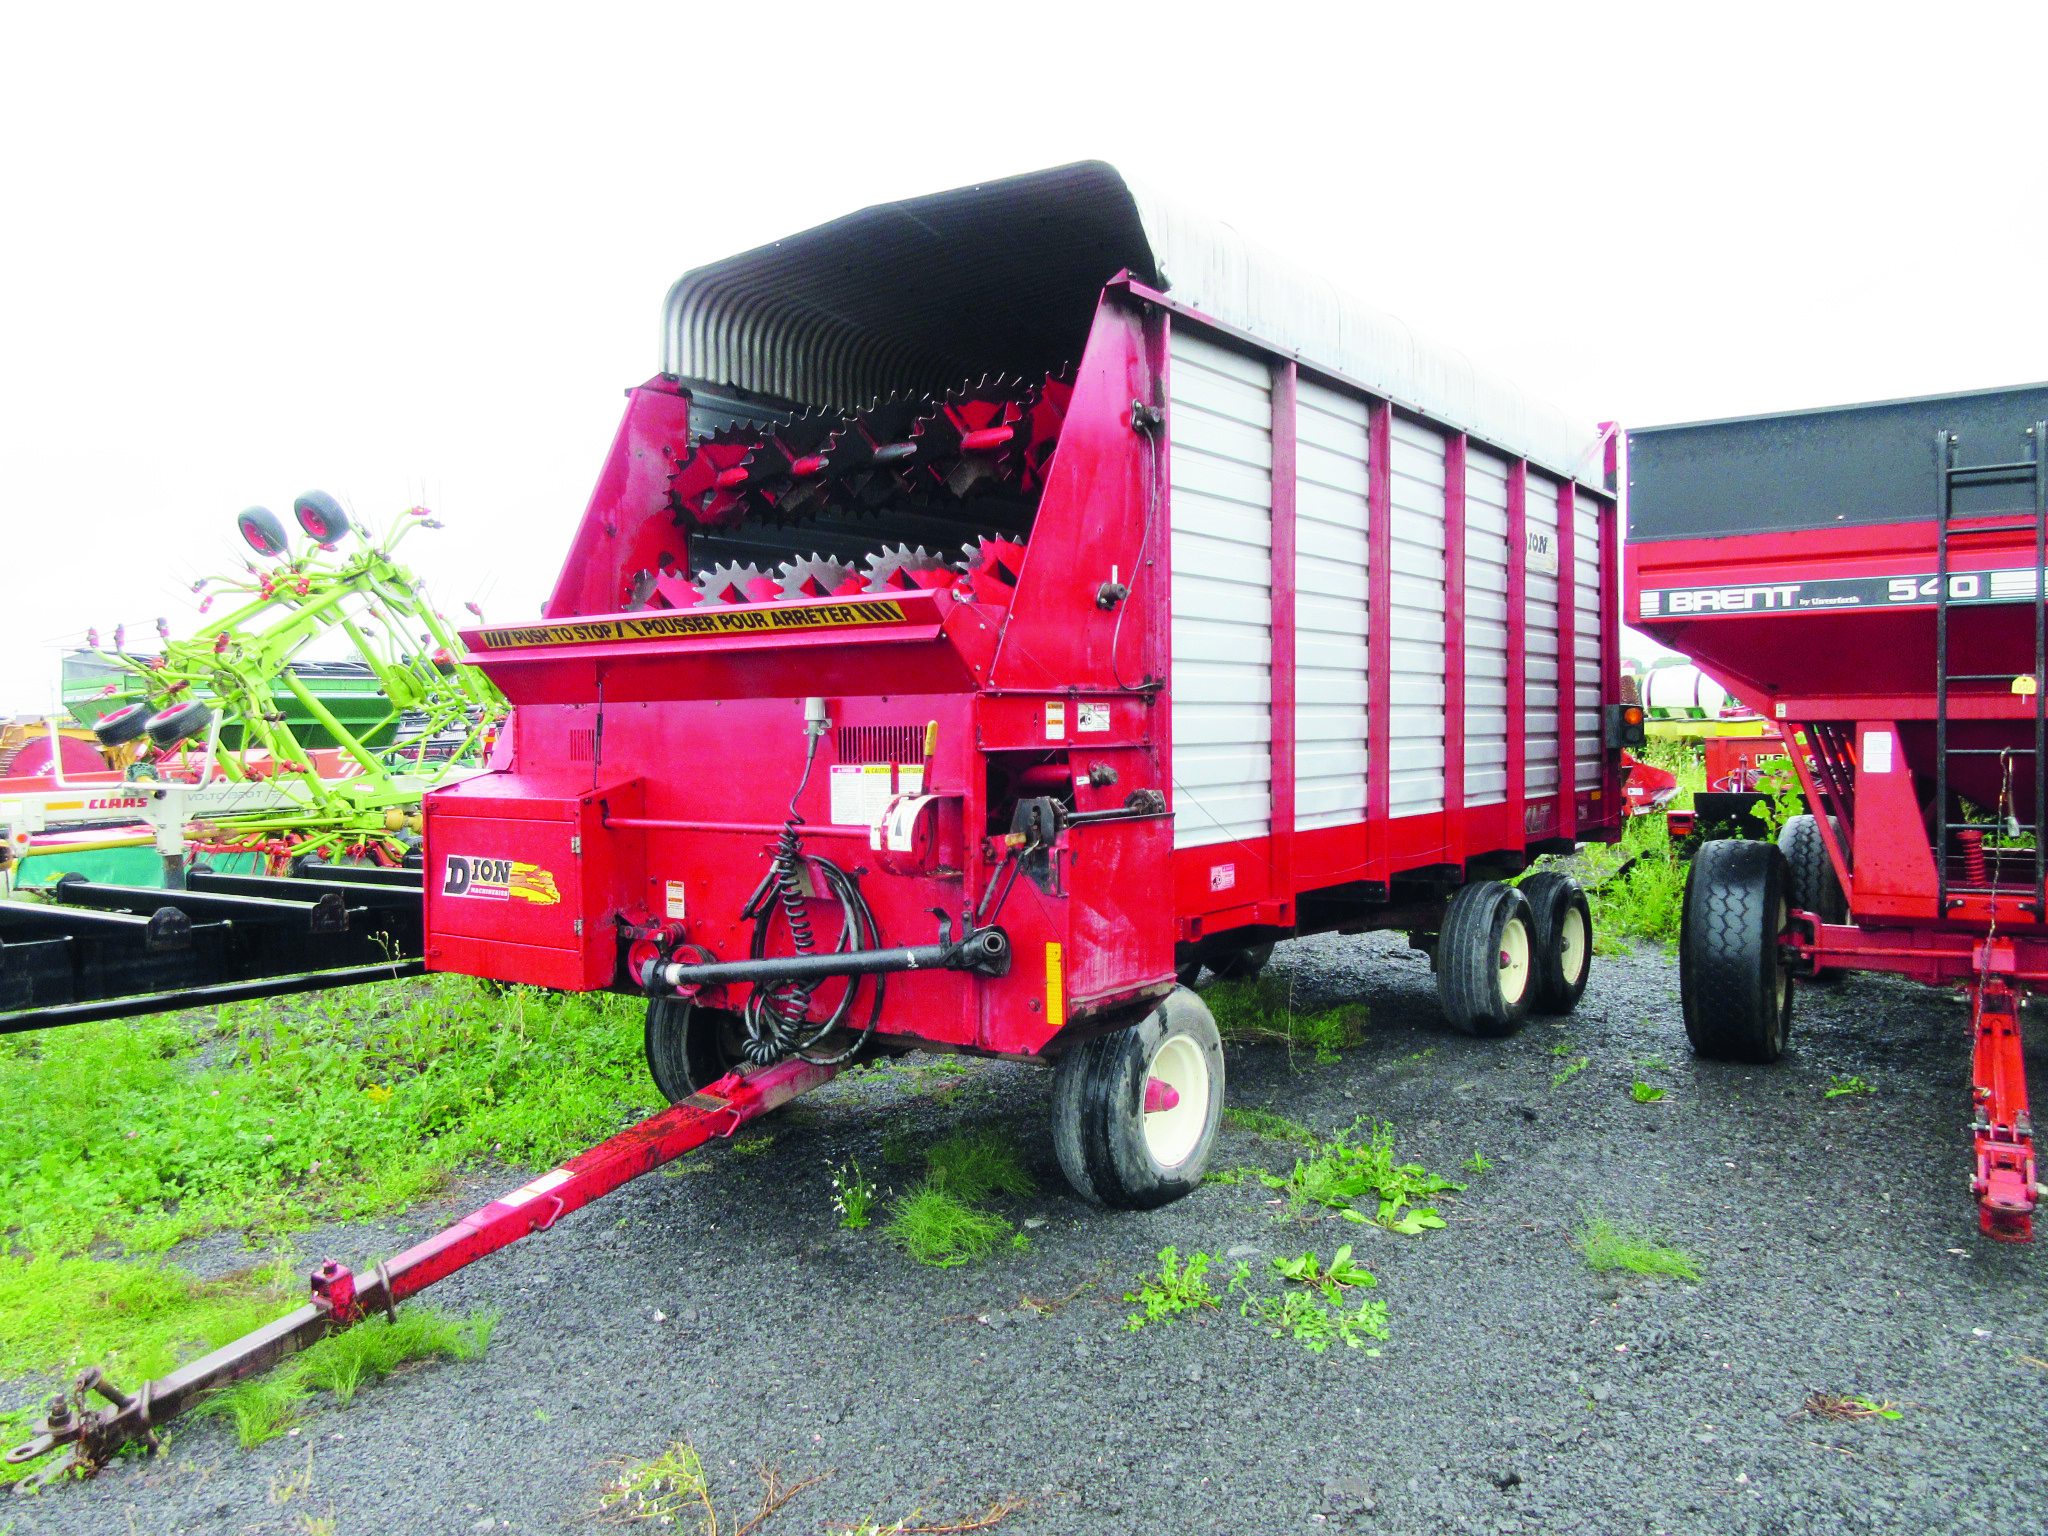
[1680,838,1794,1062]
[1436,881,1535,1037]
[1052,989,1223,1209]
[1520,871,1593,1015]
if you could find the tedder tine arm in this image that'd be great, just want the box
[5,1055,837,1486]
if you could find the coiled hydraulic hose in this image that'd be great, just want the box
[738,726,883,1066]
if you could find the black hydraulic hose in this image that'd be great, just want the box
[736,727,886,1066]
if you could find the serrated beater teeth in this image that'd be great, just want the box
[777,553,862,600]
[695,561,773,606]
[864,543,958,594]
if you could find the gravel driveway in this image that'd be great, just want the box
[12,932,2048,1536]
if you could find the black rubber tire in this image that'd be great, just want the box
[1208,942,1275,982]
[1680,839,1794,1063]
[145,700,214,749]
[1052,988,1224,1209]
[238,505,291,558]
[294,489,351,545]
[1777,814,1846,924]
[644,998,750,1104]
[1436,880,1536,1037]
[1174,952,1203,987]
[93,702,152,747]
[1521,871,1594,1015]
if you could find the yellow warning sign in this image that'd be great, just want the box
[471,600,910,651]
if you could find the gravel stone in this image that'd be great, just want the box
[11,931,2047,1535]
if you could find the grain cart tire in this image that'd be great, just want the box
[644,997,751,1103]
[294,489,351,545]
[144,700,214,749]
[1208,942,1275,982]
[237,505,291,558]
[92,702,152,747]
[1778,814,1846,924]
[1052,988,1224,1210]
[1680,839,1793,1063]
[1521,871,1593,1016]
[1436,881,1536,1037]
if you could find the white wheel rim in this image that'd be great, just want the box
[1559,907,1589,985]
[1497,916,1532,1005]
[1142,1033,1210,1168]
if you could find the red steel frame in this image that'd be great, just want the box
[1631,509,2047,1240]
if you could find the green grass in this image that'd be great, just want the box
[0,976,653,1260]
[923,1128,1035,1202]
[1123,1246,1218,1330]
[1534,737,1701,953]
[1574,1216,1702,1281]
[0,976,653,1480]
[1222,1106,1319,1145]
[193,1306,496,1449]
[883,1183,1012,1268]
[1203,976,1368,1063]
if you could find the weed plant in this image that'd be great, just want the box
[1825,1074,1874,1098]
[1574,1216,1702,1281]
[831,1160,877,1229]
[1202,976,1367,1063]
[1260,1119,1461,1233]
[596,1439,715,1526]
[1629,1082,1667,1103]
[1531,737,1702,952]
[1122,1247,1218,1329]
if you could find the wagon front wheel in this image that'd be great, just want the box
[644,997,751,1102]
[1052,988,1224,1209]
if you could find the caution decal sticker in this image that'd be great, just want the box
[443,855,562,905]
[471,600,910,650]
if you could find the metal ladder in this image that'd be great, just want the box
[1933,420,2048,912]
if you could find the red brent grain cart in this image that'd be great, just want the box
[1628,383,2048,1240]
[425,161,1631,1206]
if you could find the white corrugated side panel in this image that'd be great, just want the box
[1293,380,1371,832]
[1572,493,1604,789]
[1170,330,1274,851]
[1463,449,1512,806]
[1524,471,1562,798]
[1387,417,1448,815]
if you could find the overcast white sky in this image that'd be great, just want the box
[4,3,2044,712]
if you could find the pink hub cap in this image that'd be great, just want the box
[1143,1076,1181,1114]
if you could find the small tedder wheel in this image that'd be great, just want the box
[237,505,291,558]
[92,702,152,747]
[1052,988,1224,1209]
[1680,839,1794,1062]
[1436,880,1536,1037]
[644,997,750,1103]
[1520,871,1594,1015]
[1207,942,1275,982]
[294,489,351,546]
[144,701,214,749]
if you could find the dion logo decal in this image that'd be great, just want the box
[442,855,562,905]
